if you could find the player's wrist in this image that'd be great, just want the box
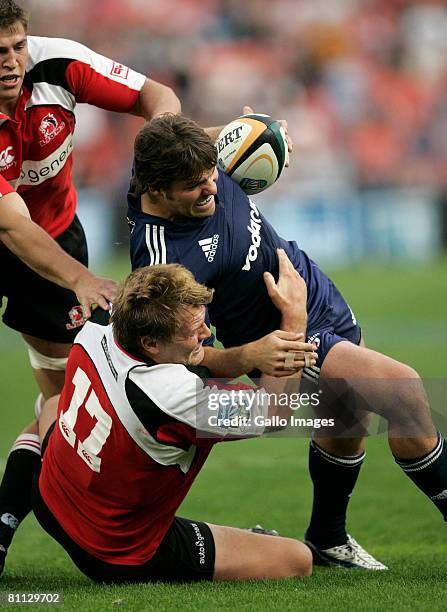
[280,313,307,334]
[238,341,259,373]
[70,266,94,288]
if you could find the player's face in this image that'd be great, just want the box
[0,22,28,115]
[156,305,211,366]
[162,167,218,220]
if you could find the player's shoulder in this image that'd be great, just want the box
[127,362,210,428]
[73,316,110,349]
[26,36,93,70]
[128,361,209,403]
[217,170,248,206]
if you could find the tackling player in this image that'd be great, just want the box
[0,0,180,573]
[32,260,313,583]
[127,114,447,569]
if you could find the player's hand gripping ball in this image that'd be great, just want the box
[216,113,288,195]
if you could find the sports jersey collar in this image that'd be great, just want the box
[133,200,221,230]
[113,333,156,366]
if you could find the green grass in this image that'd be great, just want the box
[1,256,447,610]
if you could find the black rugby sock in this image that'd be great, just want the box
[305,439,365,549]
[0,435,41,549]
[394,434,447,519]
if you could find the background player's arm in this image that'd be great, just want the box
[0,191,116,316]
[130,78,181,120]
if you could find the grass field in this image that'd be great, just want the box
[1,256,446,610]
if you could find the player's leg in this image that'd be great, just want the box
[313,333,370,450]
[319,340,447,518]
[0,216,88,576]
[22,334,71,398]
[303,322,386,568]
[0,420,41,575]
[0,343,68,576]
[209,524,312,580]
[37,396,60,444]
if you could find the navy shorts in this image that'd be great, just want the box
[0,215,88,343]
[303,278,361,382]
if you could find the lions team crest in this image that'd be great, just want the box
[66,305,87,330]
[39,112,65,146]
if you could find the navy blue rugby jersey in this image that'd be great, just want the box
[128,172,336,349]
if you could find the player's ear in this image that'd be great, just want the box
[140,336,158,356]
[148,185,164,200]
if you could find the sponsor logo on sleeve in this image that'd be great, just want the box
[110,62,129,79]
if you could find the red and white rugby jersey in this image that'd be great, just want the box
[0,36,146,238]
[39,317,267,565]
[0,173,14,197]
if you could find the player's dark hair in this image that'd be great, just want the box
[132,114,218,195]
[111,264,213,360]
[0,0,29,32]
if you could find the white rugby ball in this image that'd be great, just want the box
[216,113,288,195]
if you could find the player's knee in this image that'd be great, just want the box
[395,361,420,381]
[288,540,313,577]
[383,361,430,425]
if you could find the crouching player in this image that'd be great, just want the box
[32,256,313,583]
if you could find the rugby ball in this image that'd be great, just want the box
[216,113,288,195]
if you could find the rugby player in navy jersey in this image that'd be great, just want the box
[127,114,447,570]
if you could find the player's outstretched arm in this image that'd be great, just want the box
[0,191,117,317]
[202,331,316,378]
[202,249,313,378]
[131,78,181,120]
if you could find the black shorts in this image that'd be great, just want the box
[32,426,215,584]
[0,215,88,343]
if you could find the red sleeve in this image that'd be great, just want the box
[156,421,220,449]
[0,174,15,197]
[65,58,145,112]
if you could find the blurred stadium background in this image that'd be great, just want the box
[17,0,447,266]
[1,1,447,609]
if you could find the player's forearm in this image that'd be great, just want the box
[202,329,314,379]
[132,78,181,120]
[257,312,306,411]
[257,368,302,432]
[281,311,307,334]
[257,264,308,424]
[202,344,252,378]
[1,209,90,290]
